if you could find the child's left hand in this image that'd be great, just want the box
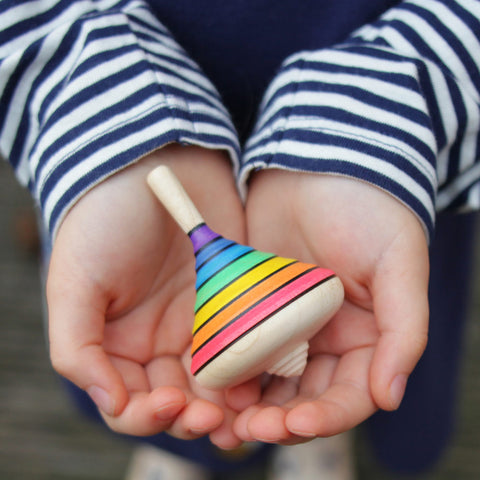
[230,169,430,443]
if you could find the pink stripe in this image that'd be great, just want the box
[191,269,333,374]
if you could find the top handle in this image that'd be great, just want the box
[147,165,205,234]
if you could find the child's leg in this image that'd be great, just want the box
[364,212,478,474]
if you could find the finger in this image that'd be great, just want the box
[147,355,191,391]
[225,377,262,412]
[145,355,223,439]
[167,398,224,439]
[246,405,290,443]
[232,356,335,442]
[240,405,314,445]
[191,389,244,450]
[188,374,244,449]
[285,347,377,437]
[100,386,187,436]
[370,236,429,411]
[233,405,262,442]
[209,408,244,450]
[47,280,129,416]
[102,350,189,433]
[233,403,317,446]
[233,377,298,443]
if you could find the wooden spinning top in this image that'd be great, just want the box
[147,166,344,389]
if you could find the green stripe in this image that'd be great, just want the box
[194,250,275,312]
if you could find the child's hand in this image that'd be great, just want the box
[232,169,429,443]
[46,145,247,449]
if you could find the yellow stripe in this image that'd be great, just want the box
[193,255,294,332]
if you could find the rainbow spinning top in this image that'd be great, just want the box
[147,166,344,390]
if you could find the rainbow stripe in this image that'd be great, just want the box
[188,224,335,376]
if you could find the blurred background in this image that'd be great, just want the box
[1,159,480,480]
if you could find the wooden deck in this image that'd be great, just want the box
[1,159,479,479]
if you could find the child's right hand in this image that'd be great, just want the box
[46,145,249,449]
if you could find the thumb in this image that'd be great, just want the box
[47,270,129,417]
[370,230,430,411]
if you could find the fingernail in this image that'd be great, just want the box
[154,402,185,421]
[87,385,115,416]
[287,429,316,439]
[389,374,407,410]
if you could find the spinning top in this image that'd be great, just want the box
[147,166,344,390]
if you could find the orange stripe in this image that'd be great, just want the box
[192,261,313,352]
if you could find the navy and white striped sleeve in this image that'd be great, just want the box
[0,0,239,240]
[239,0,480,241]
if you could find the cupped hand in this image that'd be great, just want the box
[232,169,429,443]
[46,145,249,448]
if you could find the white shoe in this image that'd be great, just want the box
[124,444,211,480]
[267,432,355,480]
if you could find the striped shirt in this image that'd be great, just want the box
[1,0,479,242]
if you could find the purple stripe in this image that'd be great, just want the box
[189,224,219,252]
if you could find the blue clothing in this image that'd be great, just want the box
[1,1,480,240]
[147,0,401,141]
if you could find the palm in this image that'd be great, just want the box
[47,147,246,448]
[233,170,429,443]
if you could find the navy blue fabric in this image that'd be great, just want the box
[149,0,400,141]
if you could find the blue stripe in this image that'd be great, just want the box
[0,42,41,167]
[401,2,480,89]
[194,238,234,270]
[0,1,16,15]
[124,5,172,37]
[446,86,468,182]
[414,54,446,153]
[267,74,429,116]
[263,51,435,115]
[440,165,480,208]
[35,24,84,126]
[196,243,253,289]
[250,127,436,197]
[451,0,480,40]
[8,23,84,166]
[265,80,431,129]
[251,104,436,169]
[291,57,423,87]
[0,1,66,46]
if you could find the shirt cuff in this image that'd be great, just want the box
[1,2,239,240]
[239,46,436,241]
[239,1,480,243]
